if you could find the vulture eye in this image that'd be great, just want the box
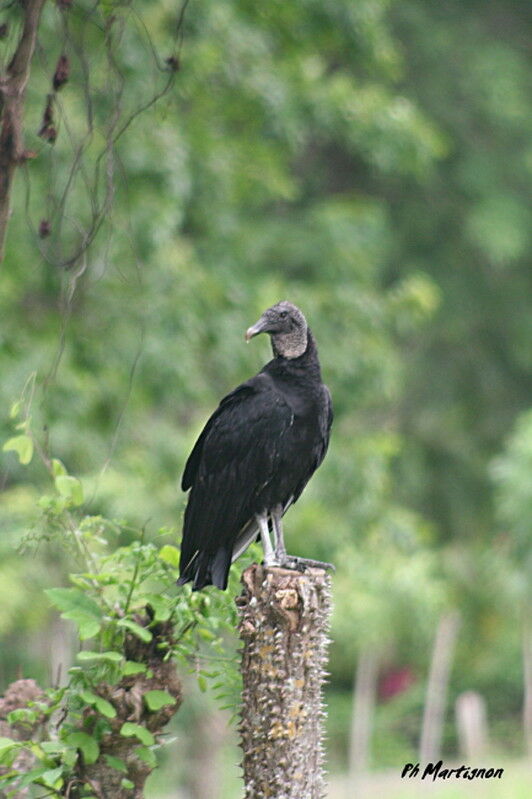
[279,310,288,319]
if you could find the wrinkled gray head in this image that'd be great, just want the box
[245,301,308,359]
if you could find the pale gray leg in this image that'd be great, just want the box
[256,512,277,567]
[281,554,336,573]
[272,504,287,561]
[271,504,335,573]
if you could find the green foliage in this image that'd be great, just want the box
[0,425,241,796]
[3,434,34,466]
[46,588,103,640]
[143,690,176,711]
[389,0,532,543]
[120,723,155,747]
[1,0,531,788]
[492,410,532,582]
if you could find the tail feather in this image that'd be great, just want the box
[178,545,232,591]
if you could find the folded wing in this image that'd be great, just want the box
[179,373,294,589]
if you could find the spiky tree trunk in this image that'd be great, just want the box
[237,564,332,799]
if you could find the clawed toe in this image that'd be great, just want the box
[264,554,335,573]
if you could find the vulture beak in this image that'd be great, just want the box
[245,317,268,342]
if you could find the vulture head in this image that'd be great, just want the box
[246,301,308,359]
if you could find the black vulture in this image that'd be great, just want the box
[178,301,333,590]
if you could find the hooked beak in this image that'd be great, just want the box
[245,316,269,342]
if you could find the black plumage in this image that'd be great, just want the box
[178,301,333,590]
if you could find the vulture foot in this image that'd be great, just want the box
[264,554,335,573]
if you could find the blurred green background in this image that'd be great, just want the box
[1,0,531,796]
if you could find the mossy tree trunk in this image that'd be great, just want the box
[237,564,332,799]
[0,617,183,799]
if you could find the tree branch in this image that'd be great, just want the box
[0,0,47,261]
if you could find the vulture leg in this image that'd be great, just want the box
[281,555,336,572]
[256,512,276,566]
[258,507,335,573]
[272,504,287,562]
[272,505,335,572]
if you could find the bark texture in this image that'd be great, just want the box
[70,616,183,799]
[0,0,47,259]
[237,564,332,799]
[0,679,46,799]
[0,617,183,799]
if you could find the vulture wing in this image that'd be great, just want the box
[179,372,294,589]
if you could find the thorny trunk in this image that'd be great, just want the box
[237,564,332,799]
[419,610,460,763]
[0,0,47,260]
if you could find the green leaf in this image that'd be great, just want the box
[63,746,77,768]
[136,746,157,768]
[0,737,17,755]
[46,588,102,640]
[41,741,66,755]
[120,722,154,746]
[94,696,116,718]
[123,661,147,675]
[9,400,22,419]
[7,707,38,725]
[55,474,84,506]
[41,766,64,788]
[143,690,176,711]
[158,544,180,567]
[104,754,128,773]
[80,620,101,640]
[121,778,135,790]
[117,618,152,642]
[17,766,51,789]
[198,628,216,641]
[80,690,116,718]
[3,434,33,465]
[51,458,67,477]
[144,593,172,621]
[77,650,123,663]
[64,732,99,765]
[26,741,45,759]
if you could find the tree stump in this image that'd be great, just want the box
[237,564,332,799]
